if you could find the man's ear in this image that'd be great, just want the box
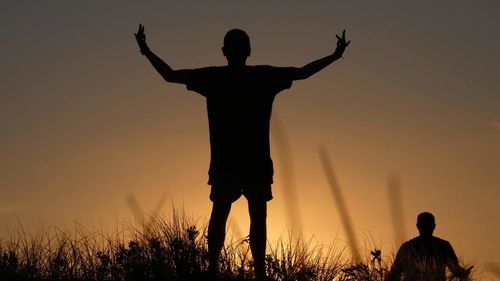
[221,46,227,57]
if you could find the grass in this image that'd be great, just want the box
[0,210,475,281]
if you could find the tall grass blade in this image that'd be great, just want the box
[126,193,167,237]
[271,114,303,238]
[387,173,407,247]
[126,193,145,229]
[318,146,361,263]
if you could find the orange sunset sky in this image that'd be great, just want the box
[1,1,499,277]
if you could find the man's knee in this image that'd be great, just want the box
[211,202,232,219]
[248,200,267,220]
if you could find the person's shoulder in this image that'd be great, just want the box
[251,65,293,70]
[250,65,296,78]
[248,65,273,71]
[399,238,418,250]
[431,236,449,243]
[402,236,428,250]
[406,237,421,245]
[186,66,226,92]
[431,236,453,248]
[395,238,420,258]
[192,66,225,72]
[189,66,226,80]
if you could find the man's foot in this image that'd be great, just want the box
[193,269,220,281]
[192,270,219,281]
[255,273,276,281]
[206,266,218,280]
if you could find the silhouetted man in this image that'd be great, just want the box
[135,24,350,280]
[386,212,471,281]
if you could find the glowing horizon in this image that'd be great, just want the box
[1,1,499,278]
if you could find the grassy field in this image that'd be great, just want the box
[0,211,475,281]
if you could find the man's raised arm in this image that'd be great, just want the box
[292,30,350,81]
[135,24,190,84]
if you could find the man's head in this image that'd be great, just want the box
[416,212,436,237]
[222,29,251,67]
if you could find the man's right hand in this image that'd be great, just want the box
[135,24,150,54]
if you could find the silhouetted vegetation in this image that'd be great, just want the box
[0,211,475,281]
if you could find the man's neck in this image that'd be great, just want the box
[226,59,247,69]
[419,234,434,240]
[227,64,246,69]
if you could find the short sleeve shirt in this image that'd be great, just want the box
[186,65,294,185]
[387,236,460,281]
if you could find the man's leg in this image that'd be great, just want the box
[207,201,232,275]
[248,199,267,279]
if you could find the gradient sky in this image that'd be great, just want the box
[1,1,499,277]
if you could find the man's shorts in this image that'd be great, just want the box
[209,183,273,203]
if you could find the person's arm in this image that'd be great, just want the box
[135,24,190,84]
[292,30,350,81]
[445,242,473,280]
[385,244,406,281]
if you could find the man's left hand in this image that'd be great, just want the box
[334,30,350,57]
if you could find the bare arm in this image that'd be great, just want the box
[135,24,190,84]
[292,30,350,81]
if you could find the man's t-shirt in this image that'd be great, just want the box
[387,236,460,281]
[186,65,294,185]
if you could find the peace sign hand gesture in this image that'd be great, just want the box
[135,24,150,54]
[334,30,350,58]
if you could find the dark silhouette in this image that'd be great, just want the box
[386,212,471,281]
[135,24,350,280]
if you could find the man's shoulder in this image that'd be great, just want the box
[251,65,274,69]
[401,236,427,249]
[185,66,226,93]
[192,66,225,72]
[405,236,452,250]
[250,65,295,71]
[431,236,453,248]
[249,65,296,82]
[405,237,421,245]
[431,236,449,243]
[406,236,449,243]
[194,65,294,73]
[398,238,413,247]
